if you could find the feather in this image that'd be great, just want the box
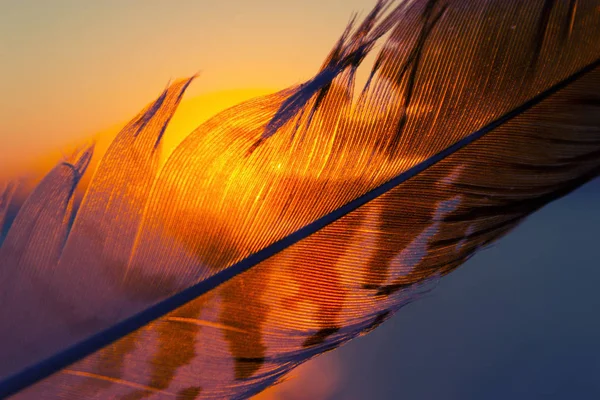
[0,182,18,243]
[1,0,600,398]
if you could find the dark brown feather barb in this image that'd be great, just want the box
[1,0,599,398]
[564,0,579,41]
[530,0,557,72]
[390,2,448,152]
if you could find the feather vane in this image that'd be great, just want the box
[1,0,600,398]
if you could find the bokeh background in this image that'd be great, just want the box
[2,1,599,398]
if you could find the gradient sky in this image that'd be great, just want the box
[1,0,378,170]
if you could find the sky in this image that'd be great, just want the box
[2,1,600,399]
[0,0,378,171]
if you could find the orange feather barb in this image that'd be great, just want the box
[1,0,599,398]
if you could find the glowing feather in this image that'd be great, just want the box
[1,0,599,398]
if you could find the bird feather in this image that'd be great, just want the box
[1,0,600,398]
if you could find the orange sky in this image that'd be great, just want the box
[1,0,379,174]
